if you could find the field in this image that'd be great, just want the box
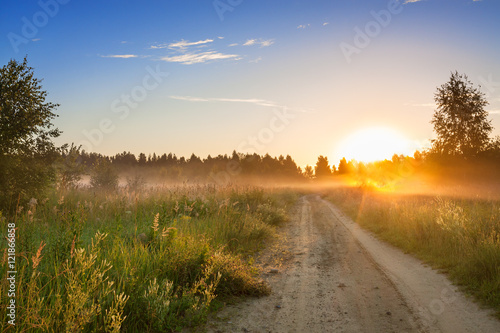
[324,186,500,318]
[0,185,297,332]
[3,178,500,331]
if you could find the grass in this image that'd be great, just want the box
[0,185,297,332]
[325,186,500,318]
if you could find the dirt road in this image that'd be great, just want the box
[206,195,500,333]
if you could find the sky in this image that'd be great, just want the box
[1,0,500,168]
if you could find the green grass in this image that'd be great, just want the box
[325,187,500,318]
[0,185,297,332]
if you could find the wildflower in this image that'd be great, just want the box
[32,241,46,270]
[58,195,65,205]
[29,197,38,209]
[161,227,177,239]
[152,213,160,232]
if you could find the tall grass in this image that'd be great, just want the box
[325,187,500,317]
[0,185,296,332]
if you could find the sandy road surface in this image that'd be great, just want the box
[206,195,500,333]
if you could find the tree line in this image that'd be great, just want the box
[2,58,500,212]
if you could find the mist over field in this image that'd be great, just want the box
[2,0,500,331]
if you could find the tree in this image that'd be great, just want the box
[57,143,84,190]
[431,71,492,158]
[0,57,61,210]
[303,165,314,179]
[314,155,332,178]
[138,153,147,166]
[90,158,118,191]
[337,157,351,174]
[485,136,500,160]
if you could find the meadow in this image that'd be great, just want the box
[324,186,500,318]
[0,184,297,332]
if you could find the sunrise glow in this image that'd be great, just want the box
[336,127,415,163]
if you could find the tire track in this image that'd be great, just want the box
[206,195,500,333]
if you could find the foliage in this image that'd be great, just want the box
[77,151,307,184]
[0,185,295,331]
[126,174,146,192]
[431,71,492,158]
[337,157,355,175]
[57,143,85,190]
[314,155,332,178]
[0,57,61,211]
[303,165,314,179]
[90,158,119,191]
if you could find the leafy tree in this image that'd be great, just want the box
[280,155,300,178]
[431,71,492,158]
[337,157,350,174]
[90,158,118,191]
[314,155,332,178]
[485,136,500,160]
[0,57,61,210]
[303,165,314,179]
[138,153,147,166]
[57,143,84,190]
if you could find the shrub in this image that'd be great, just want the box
[90,158,119,191]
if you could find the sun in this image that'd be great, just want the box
[336,127,414,163]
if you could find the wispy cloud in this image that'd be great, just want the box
[150,39,214,50]
[161,51,240,65]
[297,24,310,29]
[150,44,168,49]
[170,96,210,102]
[170,96,281,108]
[169,39,214,49]
[260,39,274,47]
[32,38,41,42]
[169,96,314,113]
[100,54,139,59]
[323,22,329,26]
[249,56,263,63]
[170,95,310,113]
[488,109,500,115]
[228,43,239,47]
[243,38,274,47]
[243,39,256,46]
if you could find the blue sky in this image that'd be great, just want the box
[1,0,500,167]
